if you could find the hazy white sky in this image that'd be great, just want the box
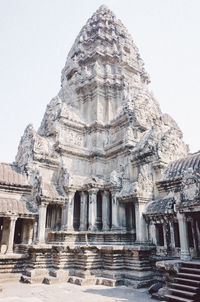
[0,0,199,163]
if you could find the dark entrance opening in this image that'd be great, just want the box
[73,191,80,231]
[109,192,112,229]
[126,202,135,231]
[156,223,164,246]
[46,204,62,231]
[96,191,102,231]
[14,218,23,244]
[174,222,180,248]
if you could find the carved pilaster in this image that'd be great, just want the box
[7,216,17,253]
[66,191,75,232]
[177,212,191,261]
[61,202,68,231]
[102,191,110,231]
[135,201,148,243]
[80,191,88,231]
[37,202,48,244]
[88,189,98,232]
[110,190,119,231]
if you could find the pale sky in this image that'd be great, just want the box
[0,0,199,163]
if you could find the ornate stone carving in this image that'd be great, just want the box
[181,168,200,201]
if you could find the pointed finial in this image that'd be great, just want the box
[97,4,111,13]
[98,4,109,10]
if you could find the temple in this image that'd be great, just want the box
[0,5,200,298]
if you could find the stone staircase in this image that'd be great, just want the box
[165,262,200,302]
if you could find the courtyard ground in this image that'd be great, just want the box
[0,282,155,302]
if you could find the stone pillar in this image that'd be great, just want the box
[163,221,168,249]
[21,221,27,243]
[37,203,47,244]
[177,212,191,261]
[7,217,17,254]
[169,221,175,251]
[195,219,200,250]
[27,220,34,244]
[135,201,148,243]
[66,191,75,231]
[88,189,97,232]
[80,191,88,231]
[61,202,68,231]
[33,220,38,243]
[111,191,119,231]
[102,191,110,231]
[149,222,156,244]
[51,206,56,230]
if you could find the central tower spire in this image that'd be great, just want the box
[59,5,150,124]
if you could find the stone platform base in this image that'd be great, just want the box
[0,253,29,282]
[18,243,160,288]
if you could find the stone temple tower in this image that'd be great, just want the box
[10,5,190,286]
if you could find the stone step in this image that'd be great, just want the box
[175,278,200,286]
[180,267,200,274]
[182,262,200,269]
[168,282,199,292]
[67,276,122,287]
[0,273,21,283]
[169,288,196,298]
[42,276,58,285]
[164,294,194,302]
[177,273,200,280]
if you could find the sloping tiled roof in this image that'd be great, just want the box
[163,152,200,180]
[0,198,36,216]
[145,197,174,215]
[40,182,65,200]
[0,163,29,187]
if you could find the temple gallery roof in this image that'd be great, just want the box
[0,163,29,187]
[145,197,174,215]
[163,151,200,180]
[0,198,36,217]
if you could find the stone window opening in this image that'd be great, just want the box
[156,224,164,246]
[73,191,81,231]
[86,193,89,231]
[109,192,112,230]
[187,221,194,248]
[46,204,62,231]
[96,191,103,231]
[125,202,135,231]
[174,222,180,248]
